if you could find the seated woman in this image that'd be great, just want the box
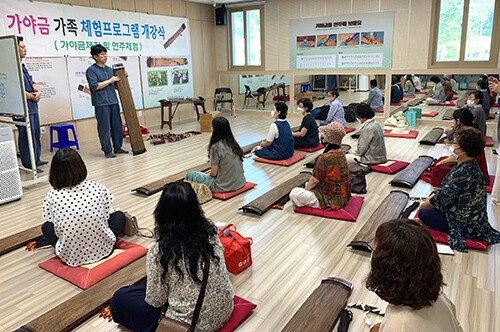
[477,75,490,118]
[292,98,319,149]
[289,122,351,210]
[366,219,463,332]
[255,102,294,160]
[438,108,490,187]
[466,90,486,135]
[412,74,422,92]
[110,182,234,332]
[417,129,500,252]
[403,74,415,96]
[425,76,446,105]
[185,117,246,193]
[346,103,387,165]
[390,77,401,104]
[443,76,453,101]
[366,79,384,111]
[41,148,125,267]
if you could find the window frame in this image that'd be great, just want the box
[428,0,500,68]
[228,6,265,71]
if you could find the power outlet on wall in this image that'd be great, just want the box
[40,126,46,135]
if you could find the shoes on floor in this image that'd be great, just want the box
[115,149,129,154]
[37,160,48,166]
[36,168,43,173]
[105,152,117,158]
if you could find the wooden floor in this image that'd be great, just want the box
[0,95,499,331]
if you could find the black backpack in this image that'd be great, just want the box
[344,106,356,122]
[318,104,330,120]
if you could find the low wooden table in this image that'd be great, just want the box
[159,97,207,130]
[258,83,286,107]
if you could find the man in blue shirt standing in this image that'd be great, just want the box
[16,36,47,172]
[86,44,127,158]
[320,89,346,127]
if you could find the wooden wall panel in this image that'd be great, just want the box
[381,0,409,10]
[264,0,280,70]
[152,0,171,15]
[391,9,410,69]
[325,0,351,15]
[215,25,229,72]
[352,0,379,13]
[202,21,217,111]
[277,0,301,70]
[135,0,153,13]
[408,0,432,69]
[191,20,206,99]
[186,1,201,20]
[301,1,325,18]
[89,0,112,10]
[201,4,214,22]
[61,0,90,6]
[113,0,135,11]
[171,0,187,17]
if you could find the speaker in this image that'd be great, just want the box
[215,5,227,25]
[0,126,23,205]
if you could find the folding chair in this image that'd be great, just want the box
[243,85,262,109]
[214,87,236,117]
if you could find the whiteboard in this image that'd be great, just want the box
[0,35,27,117]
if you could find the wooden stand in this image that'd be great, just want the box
[113,63,146,156]
[159,97,207,130]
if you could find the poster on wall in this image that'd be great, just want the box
[238,75,291,94]
[140,55,194,109]
[67,56,143,120]
[0,0,191,57]
[24,57,73,123]
[289,12,394,70]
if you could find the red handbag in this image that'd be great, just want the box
[218,224,253,275]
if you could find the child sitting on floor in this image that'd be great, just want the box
[41,148,125,267]
[290,122,351,210]
[185,117,246,193]
[254,102,295,160]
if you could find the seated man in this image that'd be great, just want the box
[320,89,345,127]
[290,122,351,210]
[346,103,387,165]
[366,79,384,111]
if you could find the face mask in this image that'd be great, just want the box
[369,251,373,262]
[297,107,305,114]
[466,99,475,107]
[271,110,275,117]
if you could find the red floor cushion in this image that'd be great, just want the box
[416,91,427,94]
[384,129,419,138]
[253,154,306,166]
[293,196,364,221]
[345,127,355,133]
[374,108,384,113]
[212,182,257,200]
[296,143,324,152]
[405,95,416,98]
[38,239,148,289]
[489,113,496,119]
[487,175,495,193]
[370,160,410,174]
[390,102,402,106]
[452,96,458,100]
[490,103,498,108]
[422,111,438,117]
[430,102,455,106]
[485,136,494,146]
[426,228,488,250]
[401,98,408,102]
[216,296,257,332]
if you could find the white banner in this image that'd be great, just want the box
[0,0,191,57]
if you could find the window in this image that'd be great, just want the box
[230,7,263,69]
[430,0,500,67]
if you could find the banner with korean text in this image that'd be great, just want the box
[289,12,394,70]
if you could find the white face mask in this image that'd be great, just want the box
[369,251,373,262]
[271,110,275,117]
[297,107,305,114]
[449,144,459,160]
[466,99,475,107]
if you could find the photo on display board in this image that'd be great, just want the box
[361,32,384,45]
[339,33,360,46]
[148,70,168,87]
[172,69,189,85]
[316,34,337,47]
[146,56,188,67]
[296,35,316,48]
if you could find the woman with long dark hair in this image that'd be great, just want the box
[366,219,462,331]
[110,182,234,332]
[185,116,246,192]
[403,74,415,96]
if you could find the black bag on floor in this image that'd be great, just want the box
[344,106,356,122]
[318,104,330,120]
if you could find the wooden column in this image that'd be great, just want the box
[113,63,146,155]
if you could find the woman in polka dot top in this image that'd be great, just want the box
[41,148,125,267]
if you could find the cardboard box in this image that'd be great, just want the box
[199,111,222,132]
[295,91,314,102]
[125,134,148,143]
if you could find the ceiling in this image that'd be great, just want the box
[186,0,259,6]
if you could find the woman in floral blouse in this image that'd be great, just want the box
[110,182,234,332]
[290,122,351,210]
[417,128,500,252]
